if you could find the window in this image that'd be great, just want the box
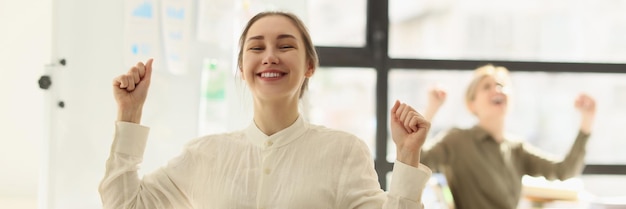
[305,68,377,155]
[307,0,367,47]
[389,0,626,63]
[237,0,367,47]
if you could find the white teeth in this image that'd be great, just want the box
[260,72,281,78]
[492,95,504,104]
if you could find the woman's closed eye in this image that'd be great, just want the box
[247,45,293,51]
[249,46,264,51]
[482,83,492,90]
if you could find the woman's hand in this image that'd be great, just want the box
[424,87,447,121]
[390,100,431,167]
[112,59,153,123]
[574,93,596,134]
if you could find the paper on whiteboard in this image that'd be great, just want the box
[124,0,162,70]
[160,0,193,75]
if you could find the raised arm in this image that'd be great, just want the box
[386,100,433,207]
[337,101,432,208]
[390,100,431,167]
[575,93,596,134]
[522,94,596,180]
[99,59,193,209]
[423,87,447,122]
[112,59,153,124]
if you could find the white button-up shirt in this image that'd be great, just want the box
[99,116,431,209]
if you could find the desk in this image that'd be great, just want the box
[520,191,626,209]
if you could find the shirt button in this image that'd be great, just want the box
[266,141,273,147]
[264,168,271,174]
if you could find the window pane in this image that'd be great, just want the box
[305,68,376,156]
[389,0,626,63]
[307,0,366,47]
[240,0,366,47]
[387,69,626,164]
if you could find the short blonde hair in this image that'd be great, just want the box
[465,64,511,107]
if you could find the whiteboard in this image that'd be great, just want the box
[46,0,202,208]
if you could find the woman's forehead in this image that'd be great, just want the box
[246,15,299,38]
[479,73,509,85]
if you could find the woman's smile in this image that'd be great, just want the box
[257,70,288,81]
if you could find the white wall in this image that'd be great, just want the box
[0,0,51,208]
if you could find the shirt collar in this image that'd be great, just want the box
[470,125,493,142]
[470,125,513,144]
[244,115,309,149]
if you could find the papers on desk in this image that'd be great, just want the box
[590,196,626,209]
[522,175,583,202]
[522,176,626,208]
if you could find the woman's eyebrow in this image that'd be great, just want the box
[277,34,296,40]
[247,35,264,41]
[246,34,296,42]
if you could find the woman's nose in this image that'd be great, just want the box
[495,85,503,93]
[495,84,510,94]
[262,50,279,65]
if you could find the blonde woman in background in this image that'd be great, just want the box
[420,64,596,209]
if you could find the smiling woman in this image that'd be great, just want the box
[418,64,597,209]
[239,15,313,109]
[238,12,318,101]
[99,11,433,209]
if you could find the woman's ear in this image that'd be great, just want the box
[466,101,477,116]
[239,67,246,80]
[305,63,315,78]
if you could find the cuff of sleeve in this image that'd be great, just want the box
[578,130,591,139]
[113,121,150,156]
[389,161,433,202]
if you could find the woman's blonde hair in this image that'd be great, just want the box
[465,64,511,108]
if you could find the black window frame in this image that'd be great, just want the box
[315,0,626,189]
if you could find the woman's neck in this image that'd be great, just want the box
[477,117,505,143]
[252,97,300,136]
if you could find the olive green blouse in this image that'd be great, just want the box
[420,125,589,209]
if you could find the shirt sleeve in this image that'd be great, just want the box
[420,129,456,172]
[521,131,590,180]
[336,137,432,209]
[386,161,433,208]
[98,121,194,209]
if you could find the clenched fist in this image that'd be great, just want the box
[112,59,153,123]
